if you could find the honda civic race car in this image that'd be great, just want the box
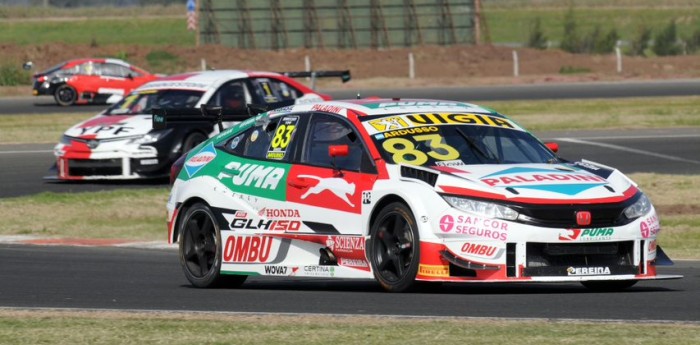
[159,98,681,292]
[29,58,157,106]
[48,69,349,180]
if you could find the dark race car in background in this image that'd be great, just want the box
[47,69,350,180]
[156,98,681,292]
[29,58,158,106]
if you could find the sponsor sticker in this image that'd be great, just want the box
[566,266,611,276]
[302,266,336,277]
[438,214,509,241]
[418,264,450,277]
[479,167,607,196]
[326,236,365,254]
[185,142,216,177]
[559,228,614,241]
[222,236,274,263]
[640,215,660,238]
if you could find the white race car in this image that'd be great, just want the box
[48,69,348,180]
[160,98,681,292]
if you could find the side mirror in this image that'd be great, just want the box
[329,145,349,158]
[23,61,33,70]
[127,73,134,80]
[545,142,559,153]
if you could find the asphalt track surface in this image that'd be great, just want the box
[0,244,696,321]
[1,81,698,320]
[3,78,700,115]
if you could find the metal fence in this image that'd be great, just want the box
[198,0,477,49]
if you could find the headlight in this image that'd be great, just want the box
[623,194,651,219]
[443,195,519,220]
[127,129,172,145]
[59,135,72,145]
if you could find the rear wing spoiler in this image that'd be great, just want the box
[278,70,351,89]
[152,100,293,131]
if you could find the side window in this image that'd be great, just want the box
[270,79,301,101]
[102,64,131,78]
[208,81,250,111]
[223,115,300,162]
[302,113,366,172]
[251,78,280,103]
[78,62,100,76]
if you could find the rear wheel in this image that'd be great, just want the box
[54,84,77,106]
[368,202,420,292]
[581,280,638,291]
[182,132,207,154]
[179,203,246,288]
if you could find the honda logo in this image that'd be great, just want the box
[576,211,592,226]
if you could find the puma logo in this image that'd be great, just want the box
[298,175,356,207]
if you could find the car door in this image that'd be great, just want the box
[286,112,378,237]
[99,63,134,95]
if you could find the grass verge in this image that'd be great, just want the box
[2,96,699,145]
[0,173,696,259]
[0,189,168,241]
[481,96,700,131]
[0,310,698,345]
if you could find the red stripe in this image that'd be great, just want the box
[438,185,639,205]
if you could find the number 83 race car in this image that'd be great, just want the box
[158,98,681,292]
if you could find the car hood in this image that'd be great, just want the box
[63,114,153,139]
[405,162,637,204]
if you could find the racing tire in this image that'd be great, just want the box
[182,132,208,154]
[178,203,246,288]
[368,202,421,292]
[581,280,638,292]
[54,84,77,106]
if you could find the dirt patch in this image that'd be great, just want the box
[5,43,700,90]
[655,204,700,216]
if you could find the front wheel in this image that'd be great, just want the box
[178,203,246,288]
[54,84,77,106]
[368,202,420,292]
[581,280,638,292]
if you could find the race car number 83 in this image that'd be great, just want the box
[271,124,296,149]
[382,134,459,165]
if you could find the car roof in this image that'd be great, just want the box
[269,98,499,117]
[62,58,130,68]
[135,70,284,92]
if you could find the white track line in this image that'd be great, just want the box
[0,150,52,154]
[1,307,698,325]
[555,138,700,165]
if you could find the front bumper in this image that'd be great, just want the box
[50,141,174,180]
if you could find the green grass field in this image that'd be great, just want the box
[0,1,698,47]
[0,310,698,345]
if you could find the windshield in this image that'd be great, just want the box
[362,113,557,167]
[104,89,204,116]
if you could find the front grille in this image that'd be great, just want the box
[68,159,122,176]
[524,241,637,277]
[511,194,640,228]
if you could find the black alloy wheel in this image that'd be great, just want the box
[179,203,246,288]
[368,202,421,292]
[182,132,208,154]
[54,84,77,106]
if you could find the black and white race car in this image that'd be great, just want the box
[48,69,349,180]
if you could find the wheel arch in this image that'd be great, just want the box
[367,194,409,236]
[171,196,209,244]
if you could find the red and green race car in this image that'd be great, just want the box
[157,98,681,292]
